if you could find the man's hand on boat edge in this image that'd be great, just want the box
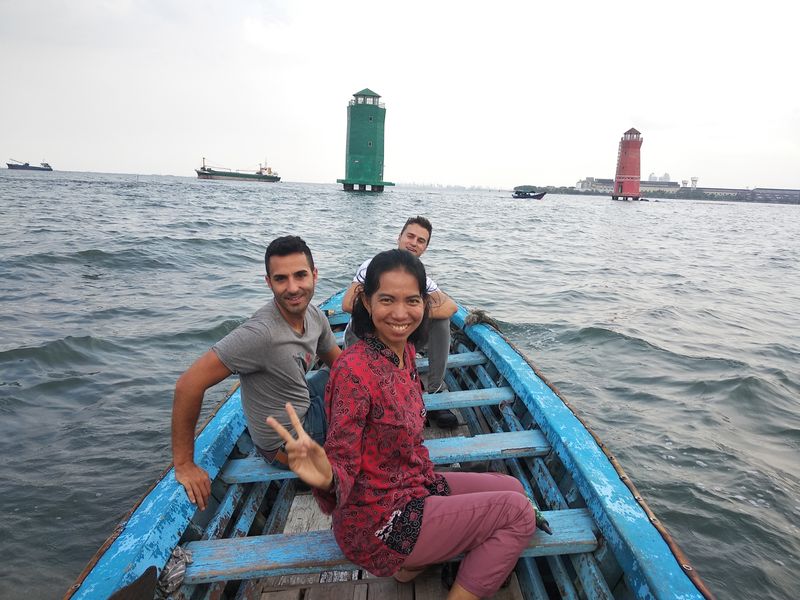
[175,461,212,511]
[172,349,232,512]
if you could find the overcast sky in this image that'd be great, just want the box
[2,1,798,189]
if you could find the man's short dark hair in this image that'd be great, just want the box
[400,216,433,242]
[264,236,315,275]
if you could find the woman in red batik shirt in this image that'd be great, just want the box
[267,249,536,600]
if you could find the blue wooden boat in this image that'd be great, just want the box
[66,291,713,599]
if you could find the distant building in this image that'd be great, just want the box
[576,177,615,193]
[574,177,800,204]
[642,180,680,192]
[750,188,800,203]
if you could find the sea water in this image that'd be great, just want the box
[1,170,798,598]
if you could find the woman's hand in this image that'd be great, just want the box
[266,403,334,491]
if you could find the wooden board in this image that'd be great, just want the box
[258,493,357,589]
[261,567,525,599]
[221,430,551,484]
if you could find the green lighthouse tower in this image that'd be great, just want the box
[337,88,394,192]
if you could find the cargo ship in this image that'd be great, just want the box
[7,159,53,171]
[195,157,280,182]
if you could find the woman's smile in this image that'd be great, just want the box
[365,269,425,358]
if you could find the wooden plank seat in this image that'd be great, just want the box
[220,429,551,484]
[182,507,598,584]
[424,386,515,411]
[415,350,488,373]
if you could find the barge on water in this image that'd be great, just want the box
[7,158,53,171]
[195,157,280,182]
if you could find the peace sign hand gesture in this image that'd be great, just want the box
[266,403,334,491]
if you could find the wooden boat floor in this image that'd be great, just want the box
[260,565,524,599]
[257,421,505,599]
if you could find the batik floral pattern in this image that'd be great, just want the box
[312,335,449,576]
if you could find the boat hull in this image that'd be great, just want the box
[195,169,280,182]
[7,163,52,171]
[67,290,711,600]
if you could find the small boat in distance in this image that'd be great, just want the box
[7,158,53,171]
[513,185,545,199]
[195,157,280,182]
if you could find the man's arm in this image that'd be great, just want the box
[341,281,360,314]
[319,344,342,368]
[428,290,458,319]
[172,350,232,511]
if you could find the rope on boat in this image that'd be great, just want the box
[464,308,502,331]
[155,547,193,599]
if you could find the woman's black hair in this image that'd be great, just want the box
[351,249,430,346]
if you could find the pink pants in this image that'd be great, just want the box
[401,472,537,598]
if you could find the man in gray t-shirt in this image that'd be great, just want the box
[172,236,341,511]
[212,299,335,452]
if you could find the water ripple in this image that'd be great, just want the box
[1,172,799,598]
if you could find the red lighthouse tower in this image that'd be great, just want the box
[612,128,643,201]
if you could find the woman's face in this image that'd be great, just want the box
[365,268,425,354]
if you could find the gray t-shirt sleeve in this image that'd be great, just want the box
[212,321,271,375]
[310,305,338,356]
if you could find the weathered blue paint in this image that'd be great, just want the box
[69,388,247,599]
[326,312,350,326]
[451,306,704,599]
[453,359,610,598]
[221,429,552,484]
[516,556,552,600]
[227,480,298,600]
[443,368,488,436]
[416,350,487,373]
[423,386,515,410]
[202,483,246,540]
[319,290,346,312]
[183,508,597,584]
[197,481,271,600]
[466,359,615,599]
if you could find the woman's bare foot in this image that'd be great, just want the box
[447,581,481,600]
